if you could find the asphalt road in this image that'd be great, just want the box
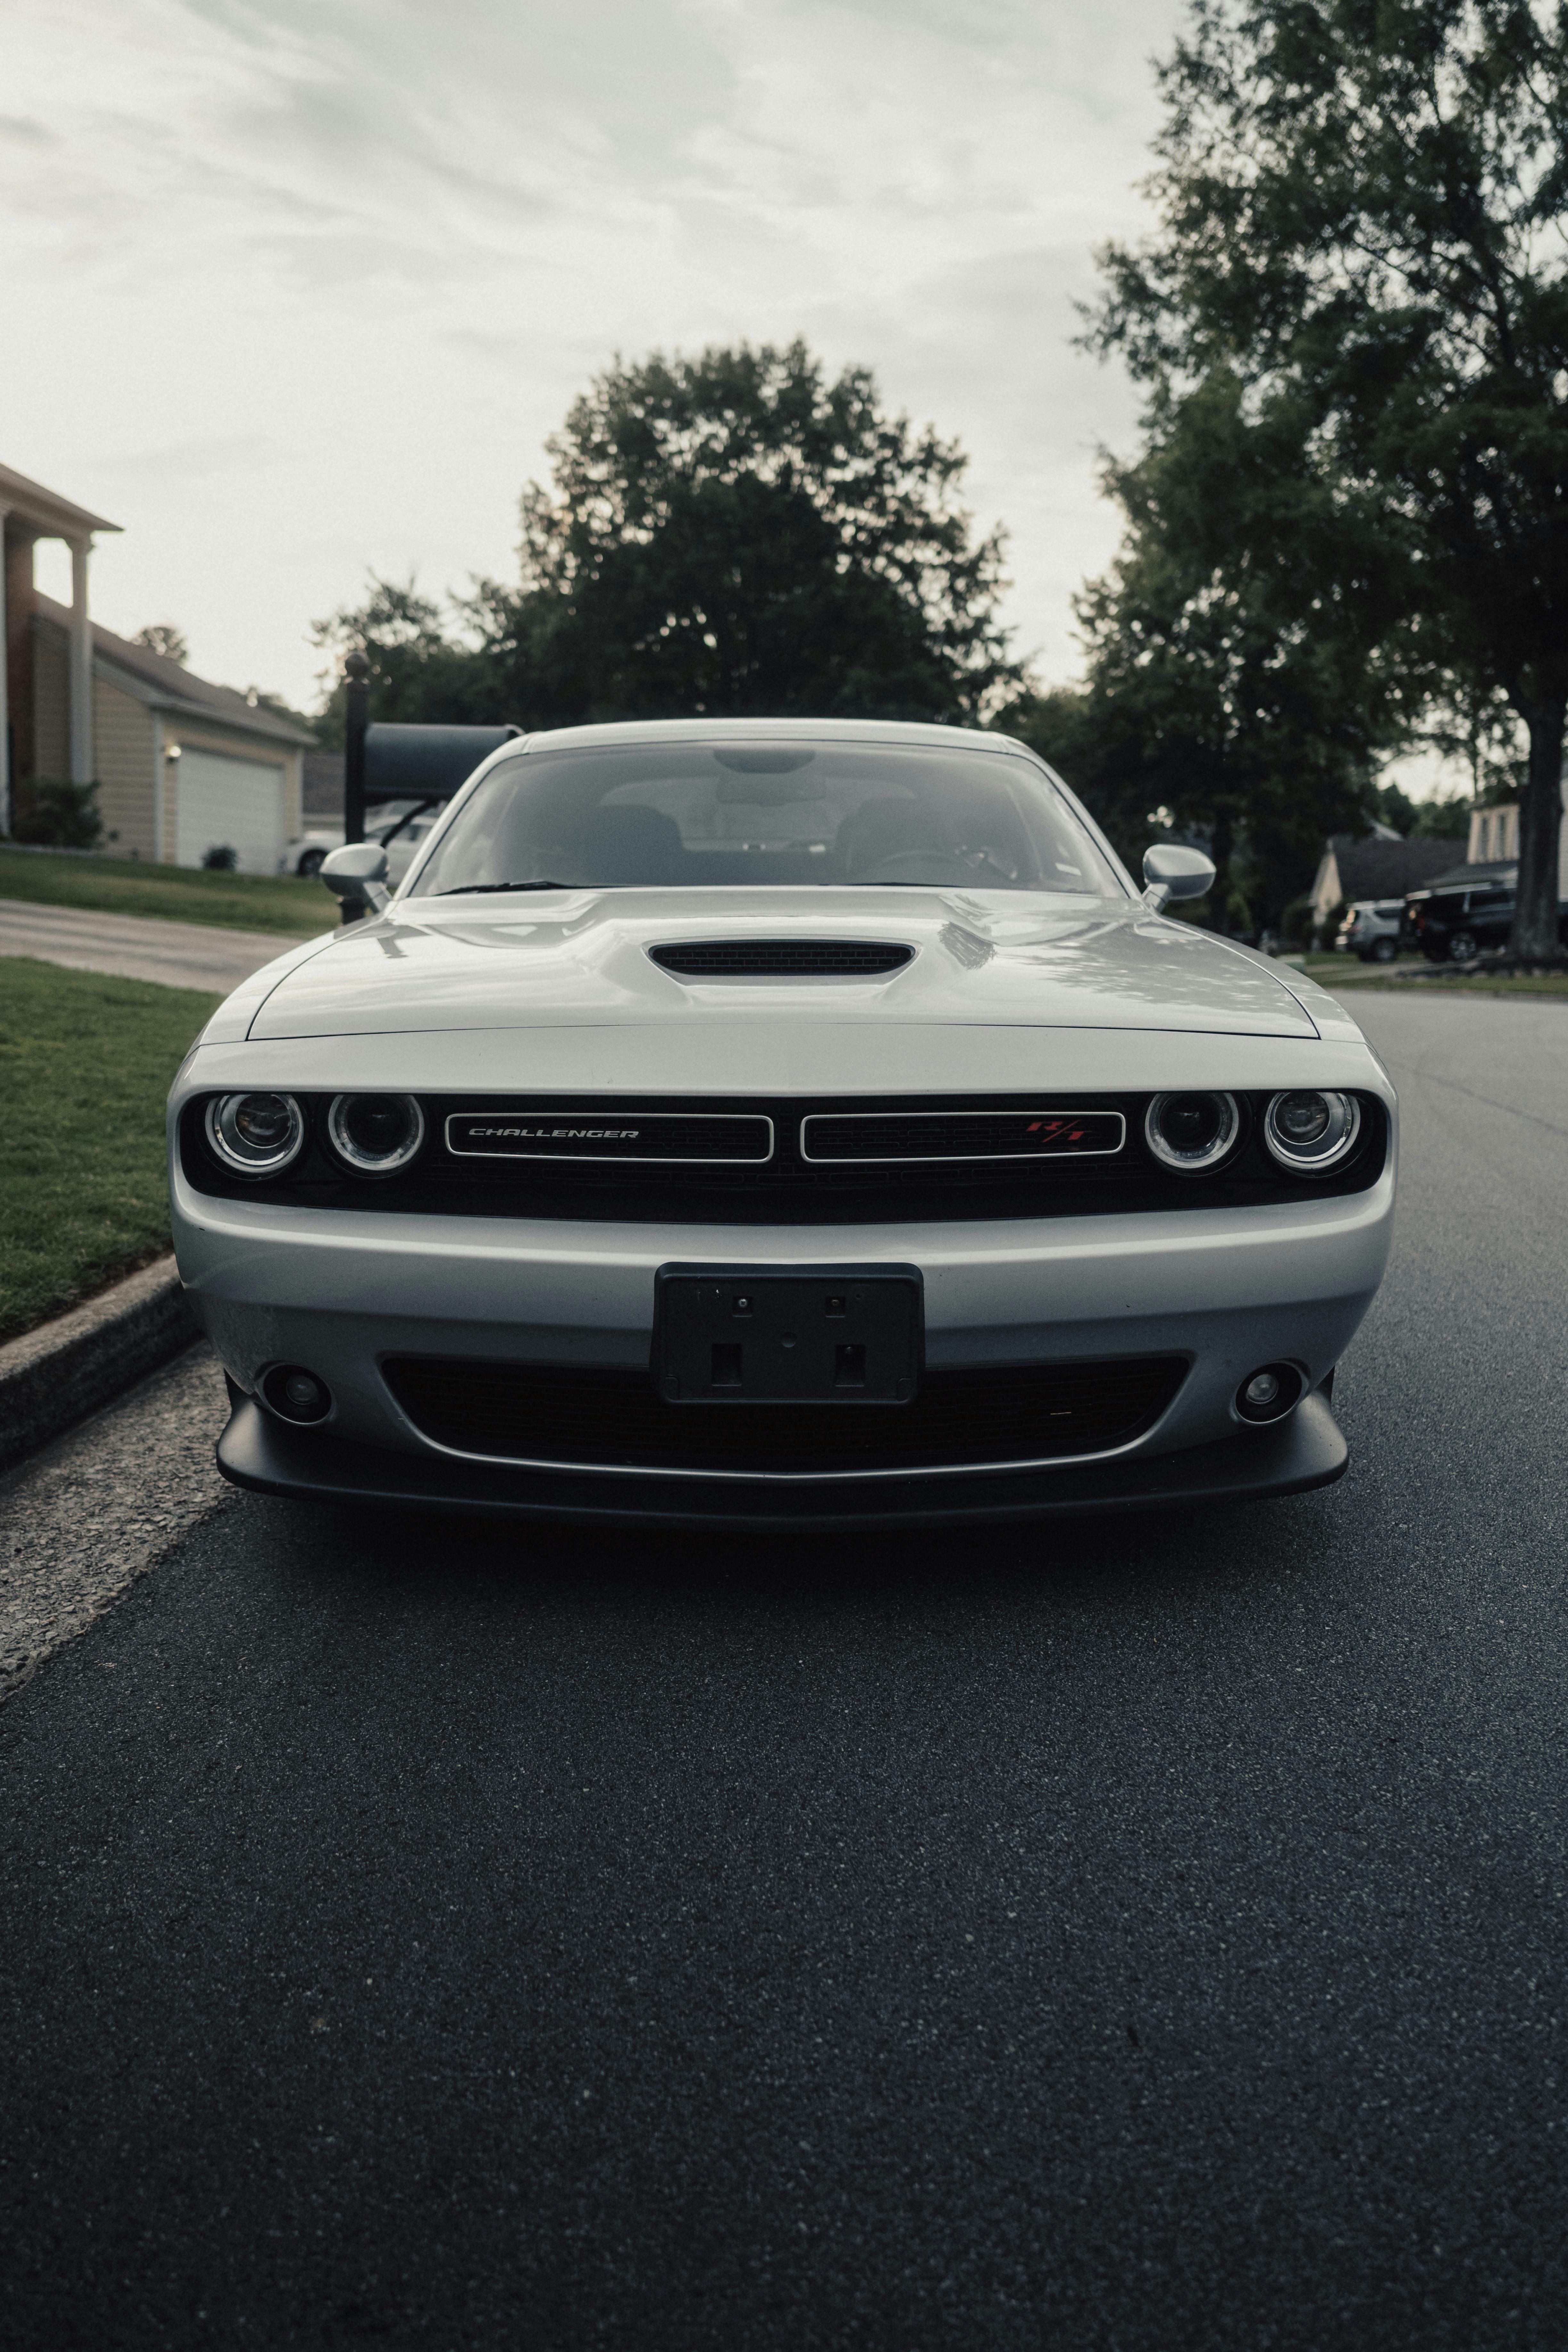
[3,992,1566,2351]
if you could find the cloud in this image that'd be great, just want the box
[91,435,280,484]
[1,0,1186,703]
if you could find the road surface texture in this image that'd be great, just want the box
[0,897,316,991]
[2,993,1564,2352]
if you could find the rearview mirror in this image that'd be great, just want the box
[1142,843,1216,913]
[322,841,391,920]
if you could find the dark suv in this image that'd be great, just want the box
[1404,880,1568,961]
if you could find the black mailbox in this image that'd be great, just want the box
[365,723,520,803]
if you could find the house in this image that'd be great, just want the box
[2,459,313,870]
[1465,798,1568,891]
[1309,829,1466,927]
[303,750,346,824]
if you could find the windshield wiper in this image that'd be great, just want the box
[437,880,576,895]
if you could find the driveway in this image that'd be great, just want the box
[0,896,318,992]
[2,990,1565,2350]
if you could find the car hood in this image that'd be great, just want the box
[243,889,1320,1041]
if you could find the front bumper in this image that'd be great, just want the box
[173,1153,1391,1520]
[216,1385,1348,1528]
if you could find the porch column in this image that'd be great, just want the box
[0,507,10,837]
[69,536,93,786]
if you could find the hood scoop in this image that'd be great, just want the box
[650,939,915,979]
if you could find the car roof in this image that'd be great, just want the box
[514,716,1039,758]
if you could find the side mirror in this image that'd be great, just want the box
[1142,843,1216,914]
[322,841,391,920]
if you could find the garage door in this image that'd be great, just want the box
[175,750,285,874]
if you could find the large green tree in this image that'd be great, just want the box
[500,340,1017,725]
[313,344,1016,735]
[1089,0,1568,956]
[1000,368,1398,926]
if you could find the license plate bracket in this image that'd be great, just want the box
[653,1264,923,1405]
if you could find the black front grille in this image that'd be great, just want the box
[802,1110,1126,1162]
[445,1110,774,1163]
[651,939,914,977]
[382,1355,1188,1475]
[181,1089,1390,1224]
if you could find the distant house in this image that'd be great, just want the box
[1309,830,1466,927]
[303,750,346,824]
[1465,798,1568,891]
[3,459,314,871]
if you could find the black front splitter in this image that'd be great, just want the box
[216,1392,1348,1532]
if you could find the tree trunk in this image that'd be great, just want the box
[1511,695,1566,959]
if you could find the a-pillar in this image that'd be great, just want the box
[69,536,93,787]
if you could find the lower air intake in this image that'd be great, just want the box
[383,1356,1187,1476]
[650,940,914,977]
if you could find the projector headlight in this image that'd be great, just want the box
[205,1092,305,1177]
[326,1092,426,1176]
[1144,1091,1240,1173]
[1263,1089,1361,1174]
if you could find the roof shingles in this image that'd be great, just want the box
[33,592,316,749]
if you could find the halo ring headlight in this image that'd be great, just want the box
[1144,1090,1240,1174]
[1263,1089,1361,1175]
[327,1092,426,1176]
[206,1092,305,1177]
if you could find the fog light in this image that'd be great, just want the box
[1145,1090,1240,1173]
[262,1364,333,1424]
[327,1091,425,1175]
[206,1091,305,1177]
[1235,1362,1303,1424]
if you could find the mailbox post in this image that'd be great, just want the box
[343,650,369,846]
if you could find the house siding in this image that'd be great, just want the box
[94,677,156,857]
[33,634,68,781]
[27,606,309,862]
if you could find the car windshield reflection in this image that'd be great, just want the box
[409,742,1126,899]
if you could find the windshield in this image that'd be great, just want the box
[409,742,1125,898]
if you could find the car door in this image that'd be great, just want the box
[1466,888,1514,944]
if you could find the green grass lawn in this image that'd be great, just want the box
[0,844,328,937]
[1298,952,1568,998]
[0,957,221,1344]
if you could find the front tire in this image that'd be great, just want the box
[1448,929,1478,963]
[1372,937,1397,963]
[297,847,326,878]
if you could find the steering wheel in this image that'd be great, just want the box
[859,850,980,886]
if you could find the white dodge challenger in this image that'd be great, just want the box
[168,719,1395,1528]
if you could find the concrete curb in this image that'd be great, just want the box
[0,1258,198,1474]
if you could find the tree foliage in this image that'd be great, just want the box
[311,343,1017,738]
[310,577,502,748]
[131,623,189,665]
[504,341,1017,725]
[999,369,1395,927]
[1088,0,1568,954]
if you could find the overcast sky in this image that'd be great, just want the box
[5,0,1188,714]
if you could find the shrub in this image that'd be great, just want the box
[201,844,239,871]
[1313,898,1347,951]
[9,776,103,850]
[1279,895,1317,950]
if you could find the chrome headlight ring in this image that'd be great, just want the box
[205,1092,305,1178]
[1144,1090,1241,1174]
[326,1092,426,1176]
[1262,1090,1361,1175]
